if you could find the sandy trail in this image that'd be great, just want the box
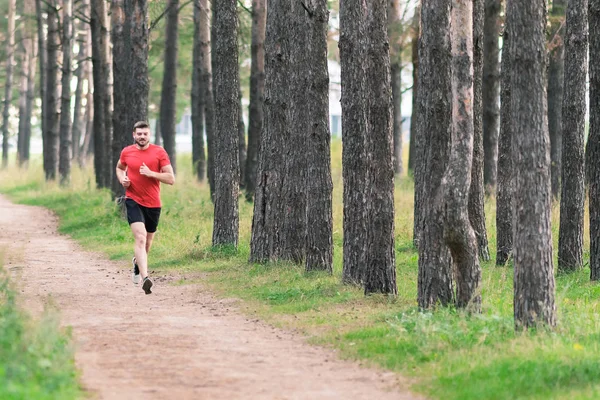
[0,195,419,400]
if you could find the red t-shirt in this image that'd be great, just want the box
[119,144,171,208]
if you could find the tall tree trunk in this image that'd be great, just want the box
[71,21,87,163]
[417,0,454,308]
[509,0,556,329]
[35,0,48,171]
[408,6,419,175]
[250,0,291,262]
[281,0,309,263]
[17,32,31,166]
[191,0,206,181]
[389,0,403,176]
[482,0,501,191]
[23,34,37,166]
[211,0,240,247]
[558,0,587,272]
[469,0,490,261]
[238,88,246,188]
[339,0,368,283]
[199,0,215,199]
[45,1,60,180]
[1,0,16,168]
[588,0,600,281]
[90,0,111,188]
[363,0,397,295]
[59,0,73,185]
[112,0,149,196]
[160,0,179,172]
[548,0,566,200]
[304,0,333,273]
[496,9,513,266]
[244,0,266,200]
[447,0,481,310]
[79,14,93,167]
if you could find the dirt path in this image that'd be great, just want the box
[0,195,419,400]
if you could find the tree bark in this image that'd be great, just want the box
[363,0,397,295]
[244,0,266,200]
[45,0,60,180]
[1,0,16,168]
[548,0,566,200]
[160,0,179,172]
[79,12,94,167]
[211,0,240,247]
[90,0,111,188]
[389,0,403,176]
[339,0,368,283]
[112,0,149,196]
[417,0,454,308]
[482,0,501,191]
[304,0,333,273]
[250,0,291,262]
[496,10,513,266]
[408,6,419,175]
[35,0,48,170]
[199,0,215,199]
[238,88,246,188]
[17,23,32,166]
[469,0,490,262]
[509,0,556,329]
[589,0,600,281]
[59,0,73,185]
[558,0,587,272]
[446,0,481,310]
[191,0,206,181]
[71,21,87,163]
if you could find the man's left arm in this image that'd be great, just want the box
[140,163,175,185]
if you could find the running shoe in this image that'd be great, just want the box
[142,277,153,295]
[132,257,141,284]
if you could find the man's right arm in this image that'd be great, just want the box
[116,160,129,187]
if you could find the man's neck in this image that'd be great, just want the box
[135,144,150,150]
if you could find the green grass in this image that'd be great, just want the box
[0,253,81,400]
[2,146,600,399]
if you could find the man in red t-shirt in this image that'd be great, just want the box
[116,121,175,294]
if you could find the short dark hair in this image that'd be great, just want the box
[133,121,150,131]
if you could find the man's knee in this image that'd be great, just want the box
[134,231,147,247]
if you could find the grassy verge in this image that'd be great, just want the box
[2,147,600,399]
[0,252,81,399]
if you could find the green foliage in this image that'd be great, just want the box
[0,261,80,399]
[2,148,600,399]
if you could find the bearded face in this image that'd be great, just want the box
[133,128,151,148]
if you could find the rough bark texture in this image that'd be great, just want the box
[408,8,419,175]
[509,0,556,329]
[548,0,566,200]
[1,0,16,168]
[35,0,47,170]
[469,0,490,262]
[280,0,309,263]
[90,0,111,188]
[238,88,246,189]
[447,0,481,310]
[589,0,600,281]
[18,9,35,167]
[199,0,215,199]
[79,14,94,167]
[160,0,179,172]
[211,0,240,247]
[389,0,403,176]
[482,0,501,191]
[59,0,73,185]
[417,0,454,308]
[363,0,397,295]
[45,1,60,181]
[558,0,587,272]
[304,0,333,273]
[191,0,206,181]
[23,37,37,166]
[340,0,368,284]
[71,21,87,164]
[112,0,149,196]
[496,11,512,266]
[244,0,266,201]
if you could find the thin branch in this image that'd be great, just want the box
[237,0,251,14]
[149,0,193,32]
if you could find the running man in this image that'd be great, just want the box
[115,121,175,294]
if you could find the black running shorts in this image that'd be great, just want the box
[125,198,162,233]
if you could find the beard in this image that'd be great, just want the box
[135,138,148,147]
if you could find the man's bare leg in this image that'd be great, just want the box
[131,222,149,279]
